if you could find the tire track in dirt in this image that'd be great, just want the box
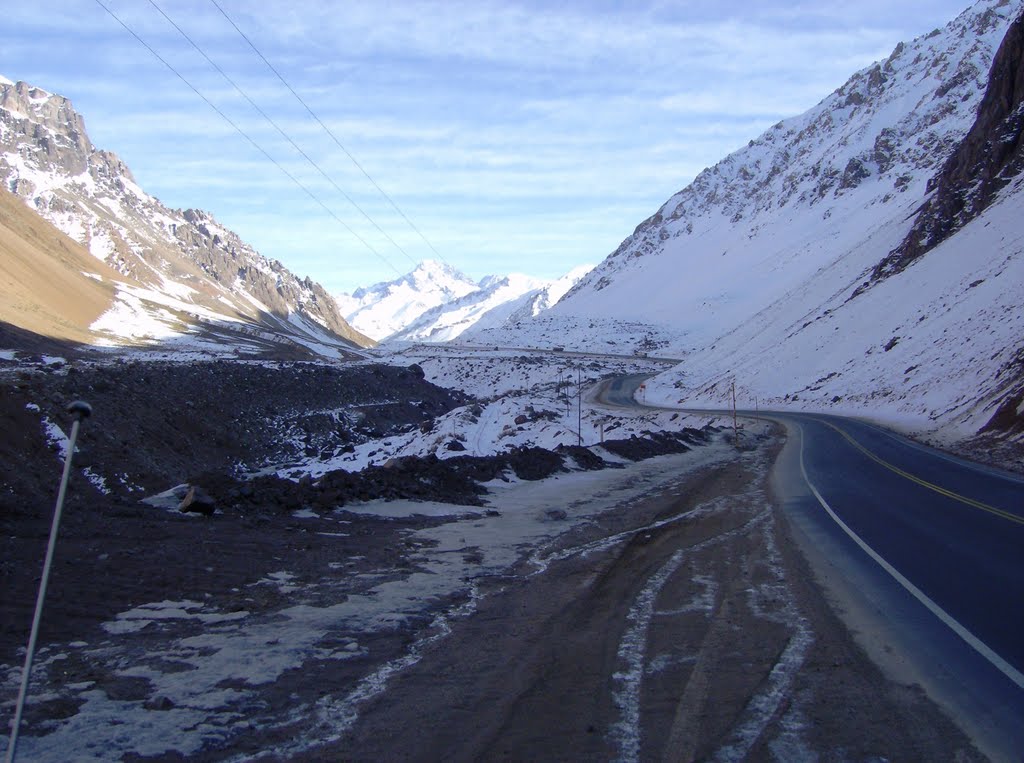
[303,439,985,762]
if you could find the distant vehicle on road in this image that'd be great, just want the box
[552,346,565,352]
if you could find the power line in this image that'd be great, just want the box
[92,0,402,277]
[209,0,450,266]
[147,0,419,268]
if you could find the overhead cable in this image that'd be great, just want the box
[93,0,402,276]
[147,0,419,268]
[209,0,450,266]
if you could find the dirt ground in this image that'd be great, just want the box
[308,440,981,762]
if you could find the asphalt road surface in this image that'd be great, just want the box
[596,376,1024,760]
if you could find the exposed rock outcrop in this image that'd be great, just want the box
[872,12,1024,282]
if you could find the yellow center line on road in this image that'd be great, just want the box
[815,418,1024,526]
[796,423,1024,691]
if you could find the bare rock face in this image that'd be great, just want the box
[0,81,92,173]
[872,12,1024,281]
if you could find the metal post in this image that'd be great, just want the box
[6,401,91,763]
[577,366,582,447]
[731,379,738,447]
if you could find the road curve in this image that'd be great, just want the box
[595,375,1024,760]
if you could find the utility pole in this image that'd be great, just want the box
[731,378,739,447]
[8,401,91,763]
[577,366,582,447]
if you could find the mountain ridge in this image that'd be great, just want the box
[0,76,371,356]
[337,260,593,343]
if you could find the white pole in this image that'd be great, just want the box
[6,402,91,763]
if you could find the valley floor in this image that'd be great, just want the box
[2,427,982,761]
[327,434,980,762]
[0,348,992,760]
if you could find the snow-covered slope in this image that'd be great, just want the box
[0,76,370,356]
[339,260,593,343]
[553,1,1017,340]
[336,260,479,340]
[387,272,545,342]
[457,264,595,341]
[492,0,1024,446]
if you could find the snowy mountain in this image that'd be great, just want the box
[487,0,1024,447]
[338,260,593,343]
[335,260,479,340]
[388,272,548,342]
[0,75,371,356]
[460,264,595,337]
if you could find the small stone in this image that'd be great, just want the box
[178,485,216,516]
[144,695,175,711]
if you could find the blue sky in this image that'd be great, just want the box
[1,0,973,293]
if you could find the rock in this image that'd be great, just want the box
[144,695,175,711]
[870,12,1024,282]
[545,509,568,521]
[446,440,466,452]
[178,485,216,516]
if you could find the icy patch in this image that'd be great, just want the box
[40,417,70,459]
[766,691,817,763]
[102,600,248,635]
[611,549,687,761]
[254,571,299,594]
[711,514,815,762]
[82,467,111,495]
[711,623,814,762]
[608,507,771,761]
[339,500,480,519]
[141,485,189,512]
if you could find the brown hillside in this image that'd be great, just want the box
[0,186,120,343]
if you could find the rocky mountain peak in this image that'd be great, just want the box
[0,74,370,354]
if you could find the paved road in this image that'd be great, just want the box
[409,342,685,365]
[595,376,1024,760]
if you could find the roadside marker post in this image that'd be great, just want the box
[731,379,739,447]
[6,401,92,763]
[577,366,582,447]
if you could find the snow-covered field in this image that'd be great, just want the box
[264,344,727,480]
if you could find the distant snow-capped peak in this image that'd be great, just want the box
[338,261,594,343]
[336,260,480,340]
